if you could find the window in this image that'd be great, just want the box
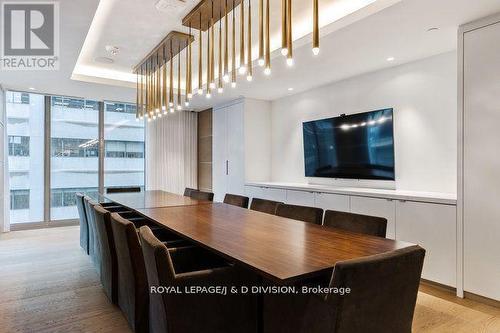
[50,96,99,220]
[50,187,99,207]
[51,138,99,157]
[8,136,30,156]
[7,92,30,104]
[5,91,45,224]
[104,101,145,191]
[5,91,144,225]
[10,190,30,210]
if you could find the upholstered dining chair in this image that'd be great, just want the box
[190,190,214,201]
[263,245,425,333]
[276,203,323,225]
[76,193,89,254]
[249,198,283,215]
[223,194,250,208]
[139,226,258,333]
[110,213,150,333]
[83,196,99,269]
[93,205,118,303]
[183,187,197,196]
[106,187,141,194]
[323,210,388,238]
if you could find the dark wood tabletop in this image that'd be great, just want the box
[137,203,414,284]
[104,190,213,209]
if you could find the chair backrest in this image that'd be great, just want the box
[110,213,149,333]
[139,226,175,333]
[276,203,323,225]
[323,210,387,238]
[183,187,197,197]
[249,198,283,215]
[83,196,99,266]
[76,193,89,254]
[106,187,141,194]
[320,245,425,333]
[190,190,214,201]
[223,194,250,208]
[93,205,118,303]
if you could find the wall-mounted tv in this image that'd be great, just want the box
[303,108,395,180]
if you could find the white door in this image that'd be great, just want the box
[463,20,500,300]
[226,102,245,196]
[396,200,456,287]
[350,196,396,239]
[212,105,228,202]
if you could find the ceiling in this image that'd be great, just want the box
[2,0,499,106]
[70,0,500,109]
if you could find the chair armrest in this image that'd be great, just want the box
[175,266,235,284]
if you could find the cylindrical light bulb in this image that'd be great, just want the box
[177,105,182,110]
[217,87,223,93]
[258,58,265,66]
[312,47,320,56]
[187,93,193,99]
[246,75,252,81]
[197,88,203,95]
[185,101,190,106]
[206,92,211,98]
[209,82,216,89]
[231,82,236,88]
[281,48,288,56]
[264,67,271,75]
[223,74,229,82]
[286,58,294,66]
[238,66,246,75]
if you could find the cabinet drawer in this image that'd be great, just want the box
[286,190,315,206]
[350,196,396,239]
[314,192,350,212]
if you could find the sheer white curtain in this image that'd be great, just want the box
[145,111,198,194]
[0,87,9,232]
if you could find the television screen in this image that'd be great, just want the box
[303,108,395,180]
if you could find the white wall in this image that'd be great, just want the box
[244,99,272,182]
[270,51,457,193]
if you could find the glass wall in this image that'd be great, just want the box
[104,101,145,192]
[5,91,144,225]
[5,91,45,224]
[50,96,100,220]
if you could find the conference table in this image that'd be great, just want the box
[104,190,413,284]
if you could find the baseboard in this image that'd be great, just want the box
[464,291,500,308]
[420,279,456,294]
[10,219,79,231]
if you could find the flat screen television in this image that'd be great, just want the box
[303,108,395,180]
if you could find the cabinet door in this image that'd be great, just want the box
[286,190,315,206]
[463,20,500,300]
[244,185,263,200]
[350,196,396,239]
[261,187,286,202]
[226,102,245,196]
[212,106,228,202]
[396,201,456,287]
[314,192,350,212]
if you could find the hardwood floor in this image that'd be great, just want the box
[1,226,499,332]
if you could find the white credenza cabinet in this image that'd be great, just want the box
[244,184,457,289]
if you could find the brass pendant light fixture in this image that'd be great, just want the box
[134,0,322,122]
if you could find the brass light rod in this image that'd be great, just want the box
[177,44,181,109]
[239,0,245,73]
[246,0,252,80]
[258,0,263,66]
[231,0,236,86]
[223,0,229,80]
[312,0,319,55]
[198,12,203,94]
[264,0,270,74]
[286,0,293,66]
[281,0,287,56]
[218,6,223,91]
